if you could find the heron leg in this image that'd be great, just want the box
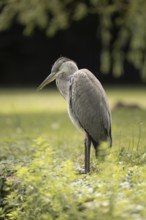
[95,147,98,158]
[84,134,91,174]
[95,143,100,158]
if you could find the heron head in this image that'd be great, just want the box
[37,57,77,90]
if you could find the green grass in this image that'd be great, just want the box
[0,86,146,220]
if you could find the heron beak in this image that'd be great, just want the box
[37,72,56,90]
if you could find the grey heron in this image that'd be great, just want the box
[38,57,112,173]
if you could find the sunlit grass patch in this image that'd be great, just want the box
[0,88,66,114]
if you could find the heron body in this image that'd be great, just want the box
[38,57,112,173]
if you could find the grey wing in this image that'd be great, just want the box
[69,69,112,146]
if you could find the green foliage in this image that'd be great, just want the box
[0,0,87,36]
[1,1,146,79]
[92,0,146,80]
[0,88,146,219]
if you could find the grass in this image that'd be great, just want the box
[0,86,146,220]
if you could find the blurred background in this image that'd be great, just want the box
[0,0,146,87]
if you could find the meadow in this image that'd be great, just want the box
[0,86,146,220]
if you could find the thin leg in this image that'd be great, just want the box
[92,141,99,159]
[95,147,98,158]
[84,134,91,174]
[95,143,99,158]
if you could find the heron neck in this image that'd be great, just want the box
[56,73,72,101]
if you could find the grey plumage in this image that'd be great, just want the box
[38,57,112,173]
